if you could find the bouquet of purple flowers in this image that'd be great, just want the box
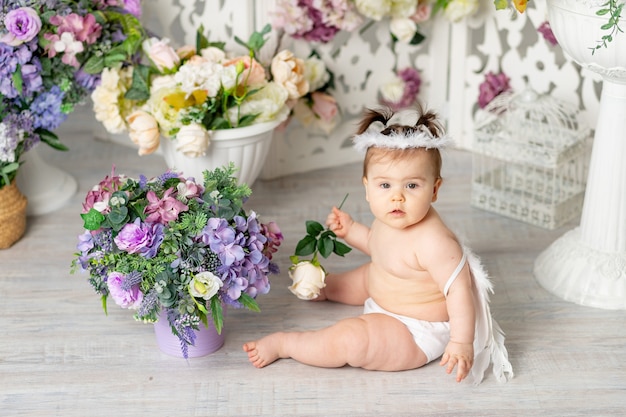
[71,164,283,357]
[0,0,145,188]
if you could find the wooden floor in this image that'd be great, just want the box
[2,109,625,417]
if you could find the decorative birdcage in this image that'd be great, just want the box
[471,88,591,229]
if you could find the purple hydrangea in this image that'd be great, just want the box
[30,86,68,130]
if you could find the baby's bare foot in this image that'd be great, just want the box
[243,333,285,368]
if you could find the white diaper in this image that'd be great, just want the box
[363,297,450,363]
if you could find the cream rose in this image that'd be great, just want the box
[390,0,418,18]
[444,0,479,22]
[126,110,160,156]
[288,261,326,300]
[189,271,223,300]
[303,57,330,92]
[271,50,309,100]
[354,0,392,21]
[175,123,210,157]
[229,82,290,124]
[390,18,418,43]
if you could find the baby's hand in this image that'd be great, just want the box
[325,206,353,239]
[440,341,474,383]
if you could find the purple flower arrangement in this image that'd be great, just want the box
[71,164,283,358]
[0,0,146,188]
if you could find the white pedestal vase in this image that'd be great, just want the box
[16,146,78,216]
[160,120,280,186]
[534,0,626,309]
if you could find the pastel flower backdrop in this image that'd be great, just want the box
[71,164,283,358]
[91,23,340,158]
[0,0,145,188]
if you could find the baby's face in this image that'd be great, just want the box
[363,151,441,230]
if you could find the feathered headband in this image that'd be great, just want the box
[352,108,454,152]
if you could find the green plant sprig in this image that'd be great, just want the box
[290,194,352,267]
[592,0,624,54]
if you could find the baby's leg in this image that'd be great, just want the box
[315,263,369,305]
[243,313,428,371]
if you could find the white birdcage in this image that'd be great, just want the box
[471,88,592,229]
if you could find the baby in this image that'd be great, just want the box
[243,105,513,384]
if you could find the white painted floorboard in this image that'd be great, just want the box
[1,109,625,416]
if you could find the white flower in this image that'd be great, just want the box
[189,271,223,300]
[126,110,160,155]
[230,82,290,124]
[174,59,224,97]
[443,0,479,22]
[174,123,210,157]
[288,261,326,300]
[303,57,330,91]
[379,74,405,102]
[354,0,392,21]
[390,18,418,43]
[54,31,83,54]
[200,46,227,63]
[390,0,418,18]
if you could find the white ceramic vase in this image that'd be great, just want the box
[534,0,626,309]
[16,146,78,216]
[160,120,280,186]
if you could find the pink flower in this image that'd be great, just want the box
[538,21,558,46]
[478,71,511,109]
[261,222,284,260]
[107,271,143,309]
[223,56,267,87]
[311,91,338,122]
[82,168,125,213]
[123,0,142,18]
[410,2,432,23]
[49,13,102,44]
[144,188,189,224]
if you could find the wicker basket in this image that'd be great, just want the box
[0,179,28,249]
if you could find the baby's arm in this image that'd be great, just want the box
[421,238,475,382]
[326,206,371,255]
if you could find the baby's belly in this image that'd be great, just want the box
[370,290,449,322]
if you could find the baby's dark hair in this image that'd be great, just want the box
[358,103,445,179]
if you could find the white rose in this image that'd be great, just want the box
[443,0,479,22]
[390,18,417,44]
[380,74,405,102]
[303,57,330,92]
[189,271,223,300]
[175,123,210,157]
[288,261,326,300]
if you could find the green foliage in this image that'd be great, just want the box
[592,0,624,54]
[203,163,252,219]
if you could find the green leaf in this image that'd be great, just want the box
[333,241,352,257]
[596,8,610,16]
[210,297,224,334]
[295,235,317,257]
[12,65,23,95]
[39,130,69,151]
[82,55,105,74]
[81,209,106,231]
[107,206,128,225]
[238,293,261,312]
[305,220,324,237]
[318,236,334,258]
[125,64,151,101]
[493,0,508,10]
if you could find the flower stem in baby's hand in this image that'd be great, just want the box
[291,194,352,264]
